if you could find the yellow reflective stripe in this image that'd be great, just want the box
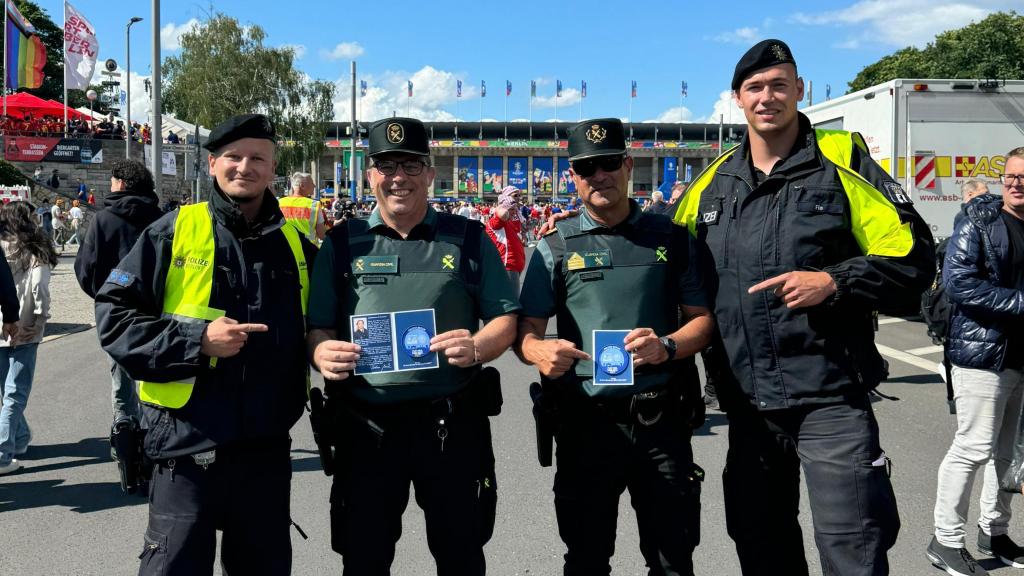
[815,129,915,257]
[671,146,739,235]
[279,196,315,241]
[280,224,310,315]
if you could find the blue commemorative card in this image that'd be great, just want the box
[592,330,633,385]
[352,309,438,375]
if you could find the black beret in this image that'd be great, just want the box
[203,114,276,151]
[567,118,626,162]
[731,39,797,91]
[368,117,430,157]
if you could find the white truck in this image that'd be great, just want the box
[802,78,1024,238]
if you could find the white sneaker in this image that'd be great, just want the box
[0,459,21,475]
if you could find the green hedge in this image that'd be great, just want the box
[0,160,31,187]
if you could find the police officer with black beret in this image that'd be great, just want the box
[96,114,318,575]
[306,117,520,574]
[673,40,934,575]
[516,118,715,575]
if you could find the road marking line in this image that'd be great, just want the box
[875,343,941,373]
[877,317,906,325]
[906,345,944,356]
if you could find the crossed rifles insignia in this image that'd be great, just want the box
[585,124,607,144]
[386,123,404,144]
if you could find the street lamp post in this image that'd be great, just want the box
[126,16,143,158]
[86,90,97,129]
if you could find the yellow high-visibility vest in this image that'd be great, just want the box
[137,202,309,409]
[279,196,319,241]
[672,129,914,258]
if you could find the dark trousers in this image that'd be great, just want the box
[330,402,496,576]
[138,439,293,576]
[723,396,900,576]
[554,390,701,576]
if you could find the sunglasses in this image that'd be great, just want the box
[571,155,624,178]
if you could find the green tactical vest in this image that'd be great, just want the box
[137,202,310,409]
[334,213,483,403]
[547,210,682,397]
[672,129,915,258]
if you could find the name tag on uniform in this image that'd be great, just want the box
[353,255,399,275]
[566,249,612,271]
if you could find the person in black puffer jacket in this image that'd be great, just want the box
[929,148,1024,575]
[74,159,163,426]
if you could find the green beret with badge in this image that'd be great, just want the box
[567,118,627,162]
[731,38,797,90]
[203,114,276,152]
[368,117,430,158]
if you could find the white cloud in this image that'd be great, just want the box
[160,18,199,51]
[695,90,746,124]
[647,106,695,123]
[333,65,463,122]
[792,0,1010,48]
[281,44,307,59]
[84,65,153,125]
[533,88,582,108]
[322,42,365,61]
[713,26,762,44]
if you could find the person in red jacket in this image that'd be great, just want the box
[485,185,526,286]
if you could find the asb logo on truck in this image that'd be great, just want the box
[882,154,1006,193]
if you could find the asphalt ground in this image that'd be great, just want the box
[2,248,1023,575]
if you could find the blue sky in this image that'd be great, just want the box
[32,0,1020,126]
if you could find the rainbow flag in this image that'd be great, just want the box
[5,6,47,89]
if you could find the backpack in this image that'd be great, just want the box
[920,237,951,345]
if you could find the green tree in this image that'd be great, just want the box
[275,79,336,175]
[849,11,1024,92]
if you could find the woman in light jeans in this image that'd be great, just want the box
[0,201,56,475]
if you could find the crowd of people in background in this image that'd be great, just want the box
[1,113,156,144]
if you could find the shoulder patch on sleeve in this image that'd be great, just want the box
[882,181,912,205]
[106,268,136,288]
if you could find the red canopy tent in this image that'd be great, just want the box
[2,93,86,119]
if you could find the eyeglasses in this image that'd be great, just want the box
[1001,174,1024,185]
[571,155,625,178]
[372,159,429,176]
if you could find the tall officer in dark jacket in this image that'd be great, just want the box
[75,159,163,426]
[517,118,714,575]
[928,149,1024,576]
[96,114,317,576]
[306,117,519,575]
[673,40,934,575]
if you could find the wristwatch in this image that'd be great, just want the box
[659,336,677,361]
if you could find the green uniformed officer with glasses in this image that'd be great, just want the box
[515,117,715,576]
[306,117,520,575]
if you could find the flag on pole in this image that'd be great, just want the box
[481,80,486,97]
[407,81,413,97]
[581,80,587,98]
[5,5,46,89]
[826,84,832,99]
[556,80,562,98]
[506,80,511,96]
[530,80,536,97]
[631,80,637,98]
[360,80,367,97]
[64,1,99,90]
[681,81,688,97]
[457,79,462,98]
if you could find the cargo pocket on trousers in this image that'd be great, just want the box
[853,452,901,565]
[138,528,167,575]
[685,463,705,549]
[329,480,348,556]
[477,473,498,546]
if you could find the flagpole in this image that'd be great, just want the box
[63,0,68,135]
[3,0,8,118]
[578,83,582,121]
[503,86,507,141]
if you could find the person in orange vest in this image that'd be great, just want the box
[279,172,327,242]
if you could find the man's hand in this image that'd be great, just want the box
[200,317,268,358]
[313,339,362,381]
[525,337,590,378]
[430,329,477,367]
[536,210,575,236]
[748,271,836,309]
[624,328,670,367]
[2,322,19,340]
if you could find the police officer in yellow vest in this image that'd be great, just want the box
[96,114,318,576]
[279,171,327,242]
[306,117,520,575]
[516,118,715,575]
[672,40,935,575]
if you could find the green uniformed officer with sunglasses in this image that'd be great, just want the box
[306,117,520,575]
[515,117,715,575]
